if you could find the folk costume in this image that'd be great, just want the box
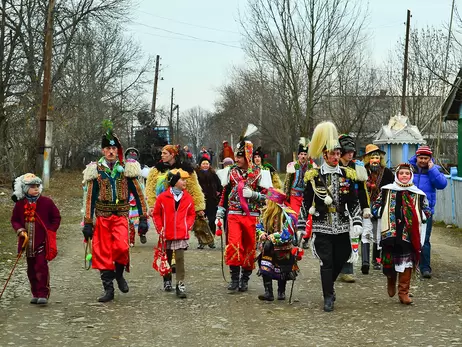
[303,122,363,312]
[217,124,272,292]
[337,134,370,281]
[253,146,283,190]
[11,174,61,304]
[82,123,148,302]
[124,147,148,246]
[152,169,196,298]
[362,144,394,273]
[257,188,299,301]
[372,163,431,304]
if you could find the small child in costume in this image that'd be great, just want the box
[152,169,196,298]
[257,188,299,301]
[372,163,431,305]
[10,173,61,305]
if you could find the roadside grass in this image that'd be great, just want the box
[0,170,83,261]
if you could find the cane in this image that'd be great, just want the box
[0,233,29,300]
[216,219,228,283]
[84,239,92,270]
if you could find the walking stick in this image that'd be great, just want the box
[216,219,228,283]
[84,239,92,270]
[0,234,29,300]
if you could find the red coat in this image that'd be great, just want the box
[153,189,196,241]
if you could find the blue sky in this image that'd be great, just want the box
[128,0,456,114]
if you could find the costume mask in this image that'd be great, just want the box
[369,154,381,171]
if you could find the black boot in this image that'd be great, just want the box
[277,279,287,300]
[361,242,370,275]
[239,269,252,292]
[98,270,115,302]
[227,266,240,292]
[321,269,334,312]
[258,277,274,301]
[372,243,381,270]
[115,263,129,293]
[163,274,173,292]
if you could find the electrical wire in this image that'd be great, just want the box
[129,20,242,49]
[134,8,240,35]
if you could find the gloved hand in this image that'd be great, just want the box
[138,217,149,234]
[350,224,363,239]
[82,223,93,241]
[215,207,225,234]
[243,187,264,200]
[363,208,371,219]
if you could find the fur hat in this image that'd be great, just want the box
[253,146,266,159]
[199,155,211,165]
[101,119,123,162]
[223,157,234,166]
[298,137,309,154]
[13,173,43,201]
[338,134,356,156]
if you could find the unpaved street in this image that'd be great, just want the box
[1,220,461,347]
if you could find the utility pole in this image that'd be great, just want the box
[169,87,174,143]
[401,9,411,117]
[174,104,180,144]
[38,0,55,188]
[151,55,160,119]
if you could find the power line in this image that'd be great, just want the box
[134,9,240,35]
[129,20,242,49]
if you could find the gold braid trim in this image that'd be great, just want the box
[304,168,319,183]
[344,166,357,180]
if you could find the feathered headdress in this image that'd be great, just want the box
[308,121,340,159]
[298,137,309,154]
[235,124,259,166]
[101,119,123,163]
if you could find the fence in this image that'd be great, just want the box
[434,167,462,227]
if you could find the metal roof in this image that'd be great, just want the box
[373,115,426,145]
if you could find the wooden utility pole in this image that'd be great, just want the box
[401,9,411,117]
[38,0,55,188]
[151,55,160,119]
[169,88,174,143]
[175,104,180,143]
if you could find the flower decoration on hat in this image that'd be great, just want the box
[101,119,123,163]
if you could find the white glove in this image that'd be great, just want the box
[363,208,371,219]
[243,187,253,198]
[350,224,363,238]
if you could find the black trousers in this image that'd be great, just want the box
[205,202,218,235]
[313,232,351,298]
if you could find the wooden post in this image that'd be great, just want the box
[401,10,411,117]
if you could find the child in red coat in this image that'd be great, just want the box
[10,173,61,305]
[152,169,196,298]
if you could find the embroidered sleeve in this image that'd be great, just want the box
[84,180,99,224]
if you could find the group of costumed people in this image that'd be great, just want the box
[8,119,431,313]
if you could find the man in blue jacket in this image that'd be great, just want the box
[409,145,447,278]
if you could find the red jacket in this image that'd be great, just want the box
[153,189,196,241]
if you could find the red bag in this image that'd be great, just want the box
[35,213,58,261]
[152,235,171,277]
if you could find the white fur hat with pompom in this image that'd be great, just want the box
[13,173,43,201]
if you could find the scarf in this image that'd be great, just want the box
[320,162,342,175]
[171,187,183,202]
[25,193,40,203]
[402,191,422,265]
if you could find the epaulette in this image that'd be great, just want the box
[124,159,141,178]
[82,162,98,183]
[304,168,319,183]
[355,165,368,182]
[344,166,357,180]
[286,161,296,174]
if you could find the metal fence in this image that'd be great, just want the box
[434,168,462,227]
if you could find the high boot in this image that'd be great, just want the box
[387,272,397,297]
[361,242,370,275]
[115,263,129,293]
[398,268,413,305]
[98,270,115,302]
[277,279,287,300]
[258,276,274,301]
[239,269,252,292]
[321,269,334,312]
[372,243,381,270]
[227,266,240,292]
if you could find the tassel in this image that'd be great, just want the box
[324,196,333,205]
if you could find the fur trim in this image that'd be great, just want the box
[355,165,368,182]
[82,162,98,183]
[271,173,283,190]
[216,166,231,186]
[146,168,161,208]
[304,168,319,183]
[286,162,296,174]
[124,159,141,178]
[13,174,43,201]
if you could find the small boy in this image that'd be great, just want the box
[152,169,196,298]
[11,173,61,305]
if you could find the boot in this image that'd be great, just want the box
[115,263,129,293]
[176,281,187,299]
[277,280,287,300]
[398,268,413,305]
[227,266,240,292]
[387,272,397,297]
[239,269,252,292]
[321,269,335,312]
[163,274,173,292]
[361,242,370,275]
[258,277,274,301]
[372,243,381,270]
[98,270,115,302]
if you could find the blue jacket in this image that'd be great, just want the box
[409,155,447,214]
